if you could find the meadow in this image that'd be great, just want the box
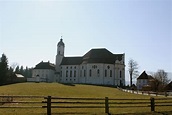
[0,83,171,115]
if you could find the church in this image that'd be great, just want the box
[28,38,125,86]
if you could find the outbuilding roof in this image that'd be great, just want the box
[34,61,55,70]
[137,71,153,79]
[165,81,172,90]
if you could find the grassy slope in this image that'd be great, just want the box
[0,83,171,115]
[0,83,149,98]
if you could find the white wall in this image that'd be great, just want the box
[60,65,79,83]
[60,62,125,86]
[32,69,55,82]
[136,79,148,90]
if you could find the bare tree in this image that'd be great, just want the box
[128,59,139,87]
[10,62,19,72]
[152,69,170,91]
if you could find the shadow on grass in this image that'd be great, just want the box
[59,83,75,86]
[110,111,172,115]
[51,112,95,115]
[51,111,172,115]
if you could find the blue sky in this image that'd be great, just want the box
[0,0,171,79]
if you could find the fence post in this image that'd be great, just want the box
[165,92,167,97]
[47,96,51,115]
[105,97,109,114]
[150,97,155,112]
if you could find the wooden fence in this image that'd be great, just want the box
[0,95,43,108]
[0,95,172,114]
[42,96,172,115]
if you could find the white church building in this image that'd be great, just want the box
[28,38,125,86]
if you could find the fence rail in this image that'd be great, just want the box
[0,95,43,109]
[42,96,172,115]
[0,95,172,114]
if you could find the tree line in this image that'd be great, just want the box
[0,53,32,86]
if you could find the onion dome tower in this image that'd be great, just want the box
[55,36,65,72]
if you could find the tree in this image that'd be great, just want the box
[0,54,9,85]
[7,66,15,84]
[10,62,19,72]
[128,59,139,87]
[152,69,170,91]
[19,66,24,75]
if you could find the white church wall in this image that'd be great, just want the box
[78,64,86,83]
[60,62,125,86]
[115,61,125,86]
[103,64,115,85]
[85,64,104,85]
[60,65,80,83]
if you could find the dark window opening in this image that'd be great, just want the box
[89,70,92,77]
[97,69,100,77]
[105,70,107,77]
[74,71,76,77]
[110,70,112,77]
[84,70,86,77]
[66,71,68,77]
[70,71,72,77]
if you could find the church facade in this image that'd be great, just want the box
[55,39,125,86]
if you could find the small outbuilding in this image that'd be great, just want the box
[164,81,172,91]
[136,71,154,90]
[27,61,55,83]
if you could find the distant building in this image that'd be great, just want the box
[164,81,172,91]
[27,61,55,82]
[14,74,26,83]
[29,38,125,86]
[136,71,154,90]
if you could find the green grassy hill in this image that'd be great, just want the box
[0,83,171,115]
[0,82,148,98]
[0,83,145,98]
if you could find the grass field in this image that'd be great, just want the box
[0,83,172,115]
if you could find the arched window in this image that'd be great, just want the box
[97,69,100,77]
[110,70,112,77]
[84,70,86,77]
[120,71,122,78]
[105,70,107,77]
[70,71,72,77]
[89,70,92,77]
[74,71,76,77]
[66,70,68,77]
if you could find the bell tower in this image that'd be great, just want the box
[55,36,65,72]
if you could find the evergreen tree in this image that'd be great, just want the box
[23,66,33,78]
[8,67,15,83]
[19,66,24,75]
[0,54,9,85]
